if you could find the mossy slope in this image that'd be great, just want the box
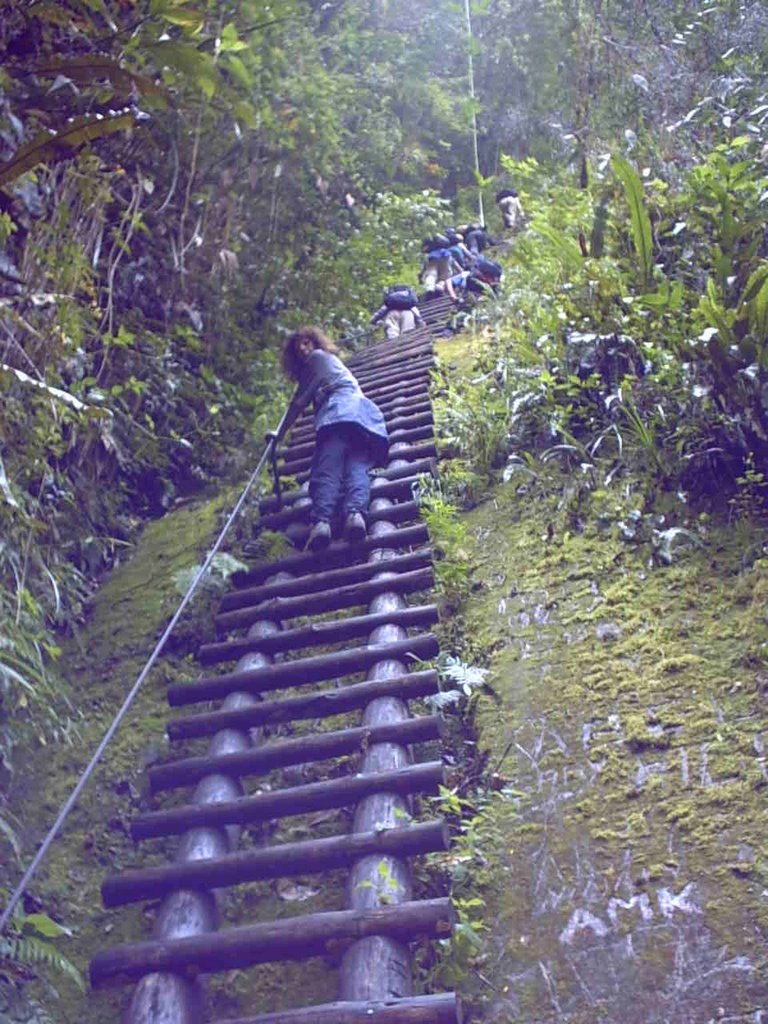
[461,475,768,1023]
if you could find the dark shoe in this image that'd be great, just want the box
[306,520,331,551]
[344,511,367,543]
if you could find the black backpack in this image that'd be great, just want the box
[422,233,450,252]
[496,189,517,202]
[384,284,418,310]
[476,256,502,279]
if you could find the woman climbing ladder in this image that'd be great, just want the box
[270,326,389,550]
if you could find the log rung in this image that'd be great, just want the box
[221,547,432,611]
[89,898,454,988]
[212,993,462,1024]
[167,668,440,741]
[150,713,443,793]
[280,425,434,478]
[168,631,439,706]
[131,760,445,839]
[257,459,434,514]
[235,523,429,585]
[292,441,438,485]
[215,565,434,633]
[103,820,448,907]
[201,603,438,664]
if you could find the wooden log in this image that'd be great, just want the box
[280,425,434,478]
[167,669,439,741]
[131,761,445,840]
[222,548,432,612]
[90,899,454,988]
[349,335,434,365]
[257,459,434,513]
[201,604,438,665]
[281,426,434,479]
[293,443,437,485]
[168,631,439,706]
[103,820,448,907]
[235,523,429,585]
[215,567,434,633]
[290,384,430,435]
[211,993,461,1024]
[286,400,432,448]
[349,333,433,361]
[354,358,436,389]
[258,483,421,531]
[348,333,433,364]
[150,714,443,793]
[280,502,420,550]
[360,375,431,404]
[278,411,433,462]
[349,344,436,375]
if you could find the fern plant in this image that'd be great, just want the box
[0,894,84,992]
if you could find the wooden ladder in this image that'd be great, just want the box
[90,297,462,1024]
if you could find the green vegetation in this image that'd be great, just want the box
[2,0,768,1015]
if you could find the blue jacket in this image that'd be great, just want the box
[282,350,389,465]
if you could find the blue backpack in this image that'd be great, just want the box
[384,285,418,310]
[426,247,452,262]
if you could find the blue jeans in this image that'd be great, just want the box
[309,423,374,524]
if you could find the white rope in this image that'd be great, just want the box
[0,420,286,934]
[464,0,485,227]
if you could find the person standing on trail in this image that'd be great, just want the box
[462,223,492,256]
[269,326,388,551]
[496,189,524,231]
[370,284,424,339]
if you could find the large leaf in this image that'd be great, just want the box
[20,56,167,102]
[613,154,654,289]
[0,112,137,190]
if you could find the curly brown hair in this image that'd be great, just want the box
[281,326,339,380]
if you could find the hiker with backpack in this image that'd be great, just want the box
[370,284,424,339]
[467,255,503,296]
[420,235,462,300]
[444,228,473,270]
[268,326,388,551]
[462,223,492,256]
[496,188,524,231]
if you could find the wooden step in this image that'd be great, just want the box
[168,631,439,705]
[233,522,429,587]
[221,548,432,611]
[257,459,434,513]
[292,442,438,485]
[215,565,434,633]
[286,400,432,447]
[201,603,438,664]
[131,760,445,839]
[150,713,443,793]
[278,411,433,462]
[103,820,448,906]
[167,669,439,740]
[90,898,453,988]
[212,993,462,1024]
[280,425,434,478]
[290,383,431,435]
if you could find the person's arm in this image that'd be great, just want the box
[412,305,424,325]
[274,352,326,441]
[370,304,388,326]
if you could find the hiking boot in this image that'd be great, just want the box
[344,511,367,543]
[306,520,331,551]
